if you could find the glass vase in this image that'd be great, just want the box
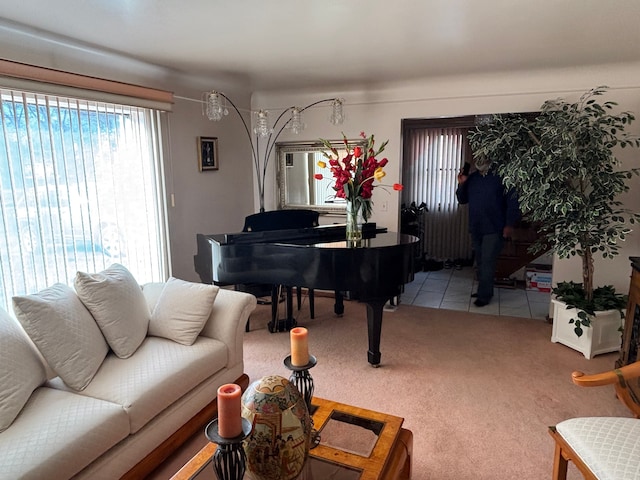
[346,199,364,245]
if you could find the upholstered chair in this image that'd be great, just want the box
[549,360,640,480]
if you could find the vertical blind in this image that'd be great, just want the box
[0,87,169,311]
[402,126,472,261]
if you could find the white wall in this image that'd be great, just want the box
[166,89,255,280]
[254,63,640,294]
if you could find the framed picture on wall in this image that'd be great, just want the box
[198,136,219,171]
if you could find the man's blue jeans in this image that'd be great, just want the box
[471,232,504,303]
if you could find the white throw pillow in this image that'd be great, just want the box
[12,283,109,391]
[0,308,46,432]
[75,263,150,358]
[149,277,218,345]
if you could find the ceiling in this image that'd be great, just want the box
[2,0,640,91]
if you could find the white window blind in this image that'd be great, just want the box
[0,88,169,311]
[402,127,472,261]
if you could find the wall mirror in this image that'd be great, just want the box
[276,139,365,215]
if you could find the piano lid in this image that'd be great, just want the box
[210,222,385,245]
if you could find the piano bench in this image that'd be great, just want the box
[296,287,315,319]
[245,285,315,333]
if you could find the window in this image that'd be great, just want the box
[0,88,169,311]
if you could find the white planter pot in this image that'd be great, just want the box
[551,299,622,359]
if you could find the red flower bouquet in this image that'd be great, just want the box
[316,131,402,222]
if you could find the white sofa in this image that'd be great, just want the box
[0,264,257,480]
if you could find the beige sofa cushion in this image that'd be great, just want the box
[12,283,109,391]
[75,263,150,358]
[49,335,228,433]
[148,277,218,345]
[0,308,46,432]
[0,387,129,480]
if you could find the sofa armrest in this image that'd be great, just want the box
[200,288,257,368]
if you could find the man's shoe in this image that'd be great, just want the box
[474,299,489,307]
[472,293,494,299]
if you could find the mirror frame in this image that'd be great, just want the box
[276,139,366,215]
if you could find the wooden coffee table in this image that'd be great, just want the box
[171,397,412,480]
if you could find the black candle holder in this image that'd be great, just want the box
[284,354,320,448]
[205,417,252,480]
[284,354,316,413]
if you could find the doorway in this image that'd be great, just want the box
[401,115,548,281]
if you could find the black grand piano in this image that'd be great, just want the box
[194,222,417,366]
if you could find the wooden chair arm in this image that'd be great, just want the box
[572,361,640,388]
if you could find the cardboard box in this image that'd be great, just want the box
[526,266,552,292]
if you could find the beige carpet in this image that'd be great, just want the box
[153,296,631,479]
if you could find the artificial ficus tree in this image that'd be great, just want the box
[468,87,640,309]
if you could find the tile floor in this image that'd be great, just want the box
[400,266,552,320]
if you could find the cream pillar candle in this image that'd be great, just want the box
[217,383,242,438]
[290,327,309,367]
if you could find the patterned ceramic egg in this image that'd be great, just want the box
[241,375,311,480]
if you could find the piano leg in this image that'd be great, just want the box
[365,299,387,367]
[334,291,344,316]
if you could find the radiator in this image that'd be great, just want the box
[423,204,471,261]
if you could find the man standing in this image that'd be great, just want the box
[456,157,520,307]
